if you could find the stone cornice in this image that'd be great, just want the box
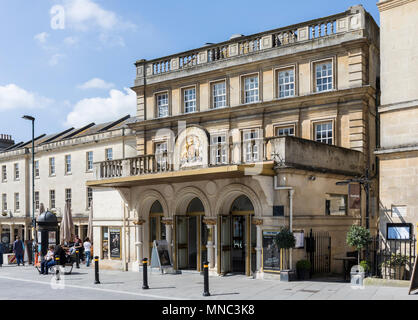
[377,0,416,12]
[378,99,418,113]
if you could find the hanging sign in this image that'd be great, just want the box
[348,183,361,209]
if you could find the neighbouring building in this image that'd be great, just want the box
[88,5,380,278]
[0,116,136,253]
[376,1,418,246]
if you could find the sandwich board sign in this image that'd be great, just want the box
[150,240,173,274]
[409,257,418,295]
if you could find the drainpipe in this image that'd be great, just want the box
[274,175,294,270]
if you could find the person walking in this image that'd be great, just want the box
[83,237,92,267]
[13,236,25,266]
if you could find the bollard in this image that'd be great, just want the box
[76,250,80,269]
[55,257,60,281]
[142,258,149,289]
[94,256,100,284]
[203,261,210,297]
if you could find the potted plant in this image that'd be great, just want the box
[359,260,370,273]
[274,227,296,281]
[380,254,409,280]
[296,259,311,280]
[346,225,371,265]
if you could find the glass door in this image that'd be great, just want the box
[220,215,231,274]
[187,216,197,269]
[232,215,245,273]
[176,216,188,269]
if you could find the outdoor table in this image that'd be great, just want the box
[334,257,357,282]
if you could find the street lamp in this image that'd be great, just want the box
[22,115,35,264]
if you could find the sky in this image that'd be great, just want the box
[0,0,380,144]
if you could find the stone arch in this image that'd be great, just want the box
[135,189,169,220]
[215,183,263,217]
[174,186,212,217]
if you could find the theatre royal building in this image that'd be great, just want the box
[88,5,380,278]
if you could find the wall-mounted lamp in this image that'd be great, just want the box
[308,175,316,181]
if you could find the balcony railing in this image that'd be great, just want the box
[93,135,365,181]
[136,6,366,82]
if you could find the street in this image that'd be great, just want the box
[0,264,417,300]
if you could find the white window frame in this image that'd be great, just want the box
[14,163,19,180]
[155,141,168,171]
[35,191,40,210]
[65,155,71,174]
[274,123,296,137]
[210,133,228,165]
[156,92,169,118]
[105,148,113,161]
[49,157,55,176]
[14,192,19,212]
[313,58,334,93]
[50,189,56,209]
[1,165,6,182]
[276,67,296,98]
[65,188,72,206]
[211,81,227,109]
[313,120,334,145]
[183,87,197,114]
[86,151,93,172]
[87,187,93,209]
[35,160,39,178]
[242,74,259,104]
[242,128,261,163]
[2,194,6,212]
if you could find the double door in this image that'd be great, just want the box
[175,215,207,271]
[218,214,256,276]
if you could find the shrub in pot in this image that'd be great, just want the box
[380,254,409,280]
[296,259,311,280]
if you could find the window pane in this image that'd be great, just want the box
[315,62,333,92]
[278,69,295,98]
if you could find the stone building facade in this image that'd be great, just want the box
[88,5,380,278]
[376,0,418,242]
[0,117,136,252]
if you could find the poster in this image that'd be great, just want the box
[294,230,304,249]
[262,230,281,272]
[109,227,121,259]
[348,184,361,209]
[48,231,56,245]
[151,240,172,269]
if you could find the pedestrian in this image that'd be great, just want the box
[83,237,92,267]
[40,245,55,275]
[74,235,84,261]
[0,241,4,267]
[13,236,25,266]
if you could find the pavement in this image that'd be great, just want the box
[0,263,417,300]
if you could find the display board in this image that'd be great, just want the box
[262,230,281,272]
[48,231,56,245]
[409,258,418,295]
[150,240,172,269]
[294,230,305,249]
[109,227,121,259]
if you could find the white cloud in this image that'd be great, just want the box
[0,84,53,111]
[64,88,136,127]
[63,36,78,46]
[49,53,65,66]
[99,33,125,47]
[64,0,134,31]
[34,32,50,44]
[78,78,115,90]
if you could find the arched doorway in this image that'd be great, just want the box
[218,195,256,276]
[175,197,208,271]
[149,200,166,263]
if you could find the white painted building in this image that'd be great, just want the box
[0,116,136,252]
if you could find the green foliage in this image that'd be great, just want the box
[274,227,296,249]
[346,225,371,250]
[381,254,409,267]
[359,260,370,272]
[296,259,311,270]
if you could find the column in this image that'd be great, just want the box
[253,218,263,273]
[10,224,15,243]
[203,218,216,269]
[165,222,173,258]
[134,219,145,266]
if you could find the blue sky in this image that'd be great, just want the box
[0,0,380,143]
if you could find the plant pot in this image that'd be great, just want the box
[297,268,310,280]
[381,265,406,280]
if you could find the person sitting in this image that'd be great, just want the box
[54,243,67,266]
[40,246,55,275]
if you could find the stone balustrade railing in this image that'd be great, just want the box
[135,6,366,83]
